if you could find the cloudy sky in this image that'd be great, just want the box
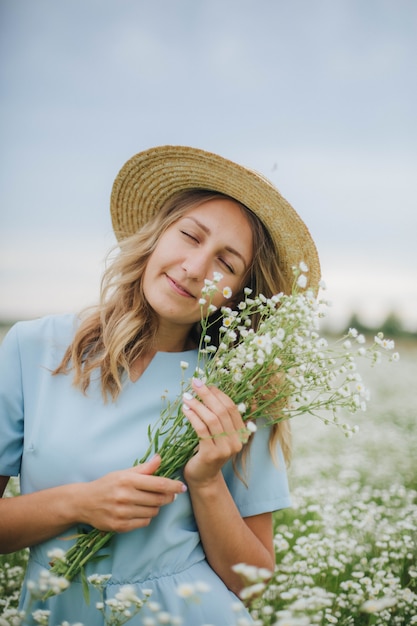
[1,0,416,330]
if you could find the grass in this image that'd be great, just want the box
[1,338,416,625]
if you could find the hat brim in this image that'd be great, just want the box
[110,145,321,292]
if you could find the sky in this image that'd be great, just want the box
[1,0,416,330]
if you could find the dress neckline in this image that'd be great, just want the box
[129,348,199,383]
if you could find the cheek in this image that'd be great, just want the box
[145,242,171,274]
[154,230,182,263]
[212,278,243,308]
[142,250,165,295]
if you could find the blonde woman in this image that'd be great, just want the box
[0,146,320,625]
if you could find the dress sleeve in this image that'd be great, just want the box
[0,324,24,476]
[222,419,291,517]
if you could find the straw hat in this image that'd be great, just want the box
[110,145,320,292]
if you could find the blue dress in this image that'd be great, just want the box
[0,315,291,625]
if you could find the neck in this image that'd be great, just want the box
[129,330,196,382]
[153,332,196,353]
[152,321,197,353]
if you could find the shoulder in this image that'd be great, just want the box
[1,314,79,365]
[5,313,78,344]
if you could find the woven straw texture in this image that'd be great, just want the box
[110,145,321,292]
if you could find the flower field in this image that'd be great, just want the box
[247,338,417,625]
[0,332,416,625]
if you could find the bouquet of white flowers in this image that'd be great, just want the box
[47,265,398,600]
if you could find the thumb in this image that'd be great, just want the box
[134,454,162,475]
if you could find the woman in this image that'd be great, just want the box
[0,146,320,625]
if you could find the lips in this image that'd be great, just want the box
[166,275,195,298]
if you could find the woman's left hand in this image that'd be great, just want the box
[181,379,274,595]
[182,378,248,486]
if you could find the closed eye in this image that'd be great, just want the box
[180,230,199,243]
[219,258,235,274]
[181,228,235,273]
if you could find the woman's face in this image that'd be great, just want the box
[142,198,254,336]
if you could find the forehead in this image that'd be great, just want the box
[183,197,252,230]
[184,197,253,243]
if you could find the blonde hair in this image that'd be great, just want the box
[54,189,292,465]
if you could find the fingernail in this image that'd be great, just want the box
[183,403,190,411]
[192,377,204,388]
[181,483,188,492]
[183,391,193,401]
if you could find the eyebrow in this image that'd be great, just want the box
[183,216,250,270]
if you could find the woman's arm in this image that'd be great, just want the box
[187,475,274,595]
[0,456,186,554]
[183,379,276,595]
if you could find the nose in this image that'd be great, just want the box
[181,249,211,280]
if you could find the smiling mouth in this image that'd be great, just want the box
[166,275,195,298]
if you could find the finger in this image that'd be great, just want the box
[206,388,252,443]
[133,453,187,494]
[206,386,246,430]
[191,379,245,433]
[103,504,162,533]
[183,391,226,438]
[131,465,187,496]
[182,400,245,459]
[185,387,252,451]
[136,453,162,475]
[192,378,237,415]
[182,401,218,442]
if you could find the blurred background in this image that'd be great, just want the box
[1,0,416,332]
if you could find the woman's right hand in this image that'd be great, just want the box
[0,455,186,553]
[76,454,187,533]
